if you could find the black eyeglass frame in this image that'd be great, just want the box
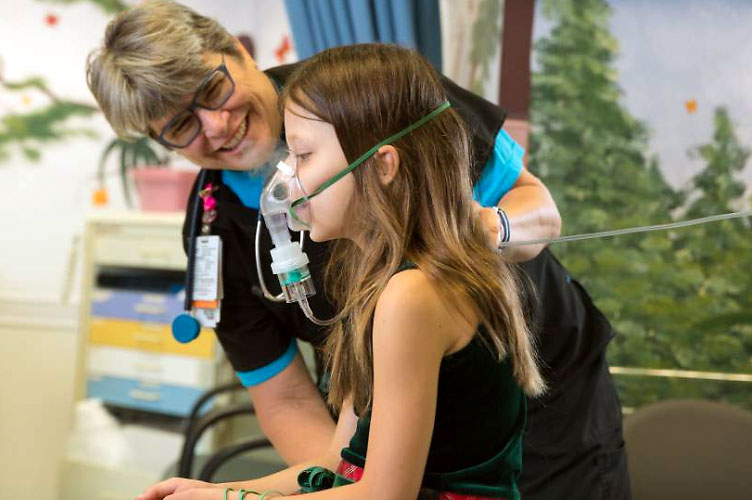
[154,56,235,149]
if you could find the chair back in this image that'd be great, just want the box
[624,399,752,500]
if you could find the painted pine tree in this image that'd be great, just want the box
[670,108,752,407]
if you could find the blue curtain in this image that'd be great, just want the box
[284,0,442,72]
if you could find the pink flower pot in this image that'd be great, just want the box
[131,168,197,212]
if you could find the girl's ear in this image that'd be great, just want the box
[374,145,400,186]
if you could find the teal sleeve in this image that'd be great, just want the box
[472,129,525,206]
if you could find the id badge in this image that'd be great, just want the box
[192,235,223,327]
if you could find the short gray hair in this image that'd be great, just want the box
[86,0,240,138]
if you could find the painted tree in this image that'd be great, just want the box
[633,108,752,410]
[469,0,503,95]
[0,76,99,162]
[38,0,127,15]
[675,108,752,378]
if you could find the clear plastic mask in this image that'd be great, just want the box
[260,156,312,232]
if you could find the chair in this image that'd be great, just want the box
[164,382,286,482]
[624,399,752,500]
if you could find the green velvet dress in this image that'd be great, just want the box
[340,331,526,499]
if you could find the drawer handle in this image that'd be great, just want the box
[129,389,161,401]
[133,362,161,373]
[135,304,167,314]
[132,333,162,343]
[140,322,165,331]
[140,251,170,260]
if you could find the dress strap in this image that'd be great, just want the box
[396,261,418,273]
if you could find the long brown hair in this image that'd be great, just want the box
[281,44,544,412]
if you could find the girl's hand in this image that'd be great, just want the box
[135,477,216,500]
[163,488,262,500]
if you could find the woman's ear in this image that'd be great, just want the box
[374,145,400,186]
[234,37,258,69]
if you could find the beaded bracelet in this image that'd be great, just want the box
[225,487,282,499]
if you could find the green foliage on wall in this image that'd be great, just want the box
[0,0,125,164]
[530,0,752,410]
[0,76,99,162]
[37,0,127,15]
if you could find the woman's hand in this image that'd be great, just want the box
[472,201,501,249]
[135,477,216,500]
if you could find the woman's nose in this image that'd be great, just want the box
[196,108,231,139]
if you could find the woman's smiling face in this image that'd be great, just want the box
[149,46,282,171]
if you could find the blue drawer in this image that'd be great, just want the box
[87,375,205,417]
[91,289,184,324]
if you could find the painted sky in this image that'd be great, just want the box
[534,0,752,194]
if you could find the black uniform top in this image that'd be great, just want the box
[182,62,627,499]
[181,62,512,379]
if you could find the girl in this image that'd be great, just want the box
[138,43,544,500]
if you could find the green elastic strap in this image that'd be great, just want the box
[297,466,336,493]
[224,488,235,500]
[290,100,451,222]
[239,489,261,499]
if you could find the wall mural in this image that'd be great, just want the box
[0,0,112,164]
[1,0,749,411]
[530,0,752,411]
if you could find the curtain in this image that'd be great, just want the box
[284,0,442,71]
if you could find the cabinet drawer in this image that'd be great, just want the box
[86,375,206,417]
[87,345,215,389]
[93,229,186,270]
[92,289,184,323]
[89,318,215,359]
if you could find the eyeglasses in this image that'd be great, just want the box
[155,56,235,149]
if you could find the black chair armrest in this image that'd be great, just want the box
[198,436,274,481]
[179,398,255,478]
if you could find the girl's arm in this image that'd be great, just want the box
[283,270,458,500]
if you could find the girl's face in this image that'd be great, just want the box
[284,101,357,243]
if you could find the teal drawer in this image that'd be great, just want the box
[87,376,205,417]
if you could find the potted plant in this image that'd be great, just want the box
[97,136,196,212]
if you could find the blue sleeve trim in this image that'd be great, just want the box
[235,339,299,387]
[472,129,525,206]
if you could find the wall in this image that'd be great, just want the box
[0,0,296,304]
[0,1,295,497]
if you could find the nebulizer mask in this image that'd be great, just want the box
[255,100,451,326]
[255,153,329,324]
